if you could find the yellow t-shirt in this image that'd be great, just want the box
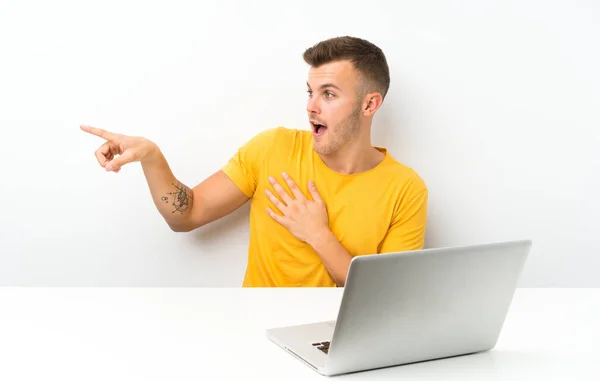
[222,126,428,287]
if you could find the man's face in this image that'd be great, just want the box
[306,60,363,156]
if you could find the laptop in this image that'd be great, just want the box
[266,239,532,376]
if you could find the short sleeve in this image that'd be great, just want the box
[378,186,428,253]
[221,127,281,198]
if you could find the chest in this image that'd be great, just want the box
[252,167,395,256]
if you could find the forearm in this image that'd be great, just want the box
[309,229,353,287]
[140,147,195,231]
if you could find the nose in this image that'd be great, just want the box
[306,95,320,115]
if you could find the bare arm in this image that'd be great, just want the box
[81,125,249,232]
[142,150,249,231]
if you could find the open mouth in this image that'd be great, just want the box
[311,121,328,136]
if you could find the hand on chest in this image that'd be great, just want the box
[254,171,392,254]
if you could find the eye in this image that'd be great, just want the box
[325,91,335,98]
[307,90,313,97]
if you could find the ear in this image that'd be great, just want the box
[361,92,384,117]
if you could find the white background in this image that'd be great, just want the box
[0,0,598,287]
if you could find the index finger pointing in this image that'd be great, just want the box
[80,124,115,140]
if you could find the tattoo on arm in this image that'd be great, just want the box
[162,182,193,214]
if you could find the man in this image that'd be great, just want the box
[81,36,428,287]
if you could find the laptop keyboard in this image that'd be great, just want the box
[311,341,330,354]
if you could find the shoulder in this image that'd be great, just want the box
[379,152,428,200]
[244,126,311,157]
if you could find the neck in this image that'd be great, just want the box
[319,128,385,174]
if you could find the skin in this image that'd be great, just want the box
[81,58,387,286]
[306,60,385,174]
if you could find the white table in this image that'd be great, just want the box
[0,288,598,380]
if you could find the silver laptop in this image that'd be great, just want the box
[266,239,532,376]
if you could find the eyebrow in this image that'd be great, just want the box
[306,82,342,91]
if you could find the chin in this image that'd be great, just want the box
[313,143,334,156]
